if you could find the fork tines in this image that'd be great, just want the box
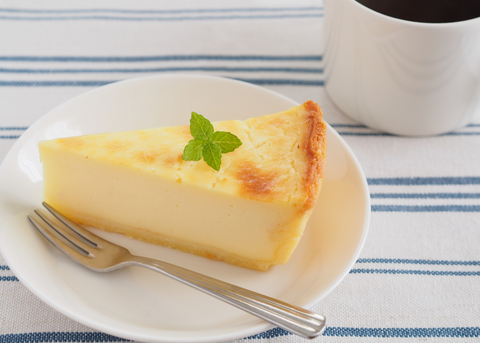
[27,202,98,260]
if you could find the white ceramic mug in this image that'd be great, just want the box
[323,0,480,136]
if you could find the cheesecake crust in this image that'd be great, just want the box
[303,100,328,209]
[61,208,279,271]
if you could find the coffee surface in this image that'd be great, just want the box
[356,0,480,23]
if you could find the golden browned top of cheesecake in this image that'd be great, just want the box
[40,101,327,209]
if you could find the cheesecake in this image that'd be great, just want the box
[38,101,327,271]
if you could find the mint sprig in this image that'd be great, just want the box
[182,112,242,171]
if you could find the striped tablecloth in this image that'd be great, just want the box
[1,1,479,342]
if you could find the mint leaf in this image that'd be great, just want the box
[182,112,242,171]
[202,141,222,171]
[211,131,242,153]
[182,139,205,161]
[190,112,214,141]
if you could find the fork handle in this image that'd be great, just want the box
[128,255,326,339]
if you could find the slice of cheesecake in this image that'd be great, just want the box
[39,101,327,271]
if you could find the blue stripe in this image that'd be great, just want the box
[333,123,480,129]
[443,132,480,136]
[0,276,18,281]
[368,176,480,186]
[0,79,324,87]
[357,258,480,266]
[2,327,477,342]
[0,54,323,62]
[0,332,127,343]
[350,269,480,276]
[0,126,28,130]
[372,205,480,212]
[246,327,291,339]
[370,192,480,199]
[0,7,324,14]
[323,327,480,338]
[0,81,111,87]
[0,265,10,270]
[330,124,367,128]
[251,327,480,339]
[338,132,389,136]
[0,13,323,21]
[0,66,324,74]
[237,78,323,86]
[0,135,21,139]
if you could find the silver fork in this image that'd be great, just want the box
[27,202,326,340]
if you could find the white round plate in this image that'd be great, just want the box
[0,75,370,343]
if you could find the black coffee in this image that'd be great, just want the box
[356,0,480,23]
